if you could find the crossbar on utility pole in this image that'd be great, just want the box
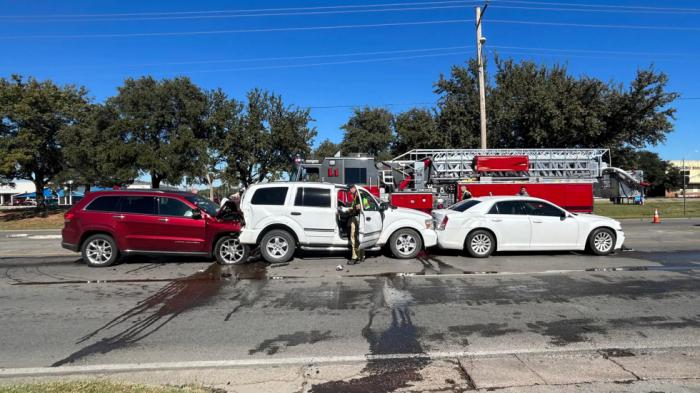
[476,4,488,150]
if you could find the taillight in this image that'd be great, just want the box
[64,212,75,223]
[438,216,449,230]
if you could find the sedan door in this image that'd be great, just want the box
[522,200,579,250]
[358,189,382,249]
[485,201,531,250]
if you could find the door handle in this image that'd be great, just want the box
[291,212,301,216]
[491,218,502,222]
[532,220,543,223]
[112,215,125,219]
[158,218,169,222]
[366,217,371,221]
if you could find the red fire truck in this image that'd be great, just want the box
[291,148,642,213]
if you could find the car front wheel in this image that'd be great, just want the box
[389,228,422,259]
[588,228,616,256]
[260,230,296,263]
[214,235,249,265]
[465,229,495,258]
[81,234,119,267]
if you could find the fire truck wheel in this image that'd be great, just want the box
[465,229,495,258]
[260,230,296,263]
[389,228,422,259]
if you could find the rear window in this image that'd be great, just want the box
[120,196,157,215]
[251,187,288,206]
[85,196,121,212]
[295,187,331,208]
[449,199,482,212]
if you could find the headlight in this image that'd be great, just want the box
[425,219,434,229]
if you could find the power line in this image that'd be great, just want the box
[490,18,700,32]
[490,4,700,15]
[0,1,476,19]
[494,0,700,13]
[0,19,471,40]
[308,102,434,109]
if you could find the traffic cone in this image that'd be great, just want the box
[652,209,661,224]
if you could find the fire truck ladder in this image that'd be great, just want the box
[390,148,609,182]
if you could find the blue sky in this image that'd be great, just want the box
[1,0,699,163]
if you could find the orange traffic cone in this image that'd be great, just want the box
[652,209,661,224]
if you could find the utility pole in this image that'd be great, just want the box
[476,3,488,149]
[683,157,687,216]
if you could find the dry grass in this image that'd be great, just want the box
[0,380,219,393]
[0,208,66,230]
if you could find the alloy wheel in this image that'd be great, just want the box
[594,231,613,253]
[266,236,289,258]
[470,234,492,255]
[220,238,246,264]
[395,233,417,256]
[85,239,113,265]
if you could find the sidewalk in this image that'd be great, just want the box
[1,347,698,392]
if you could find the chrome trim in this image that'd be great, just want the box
[123,249,209,256]
[303,228,335,232]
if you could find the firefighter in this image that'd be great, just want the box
[347,185,365,265]
[460,185,472,201]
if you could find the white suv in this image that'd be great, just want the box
[239,182,437,263]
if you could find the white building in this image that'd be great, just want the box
[0,181,35,205]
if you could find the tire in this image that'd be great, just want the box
[214,235,250,265]
[260,230,296,263]
[588,227,616,256]
[81,234,119,267]
[389,228,422,259]
[465,229,495,258]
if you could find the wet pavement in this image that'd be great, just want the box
[0,219,699,391]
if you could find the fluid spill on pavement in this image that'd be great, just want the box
[50,261,269,367]
[416,251,465,275]
[309,275,431,393]
[248,330,334,355]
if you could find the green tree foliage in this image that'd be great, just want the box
[341,107,394,160]
[434,58,678,152]
[313,139,340,159]
[0,75,89,208]
[109,76,209,188]
[58,104,138,192]
[218,89,316,187]
[393,108,441,155]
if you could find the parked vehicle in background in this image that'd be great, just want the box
[432,196,624,257]
[61,190,247,267]
[238,182,437,263]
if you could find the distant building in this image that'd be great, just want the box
[668,160,700,198]
[0,181,35,205]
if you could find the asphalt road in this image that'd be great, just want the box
[0,219,699,388]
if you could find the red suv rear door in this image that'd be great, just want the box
[118,195,164,252]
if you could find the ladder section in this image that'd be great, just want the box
[390,148,609,182]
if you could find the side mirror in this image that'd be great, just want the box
[192,208,202,219]
[380,202,389,211]
[560,211,568,220]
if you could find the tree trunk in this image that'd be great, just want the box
[84,184,91,193]
[151,175,161,189]
[33,178,47,215]
[207,172,215,201]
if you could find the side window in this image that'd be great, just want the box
[120,196,156,215]
[294,188,331,208]
[489,201,526,215]
[85,196,121,212]
[523,201,563,217]
[251,187,288,206]
[359,190,379,212]
[158,197,193,217]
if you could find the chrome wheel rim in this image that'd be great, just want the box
[86,239,113,265]
[594,231,613,252]
[470,234,491,255]
[220,238,245,264]
[266,236,289,258]
[395,233,417,256]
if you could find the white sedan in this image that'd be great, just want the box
[432,196,625,257]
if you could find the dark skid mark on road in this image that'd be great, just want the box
[448,323,521,338]
[248,330,334,355]
[50,262,269,367]
[310,276,431,393]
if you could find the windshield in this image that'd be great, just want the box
[449,199,482,212]
[185,194,219,216]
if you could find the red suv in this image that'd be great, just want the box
[62,190,248,267]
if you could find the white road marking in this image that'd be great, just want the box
[1,345,699,378]
[26,235,62,240]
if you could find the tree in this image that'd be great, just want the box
[109,76,209,188]
[58,104,138,192]
[195,89,230,200]
[434,60,483,148]
[393,108,441,154]
[219,89,316,187]
[313,139,340,159]
[0,75,89,209]
[341,107,394,161]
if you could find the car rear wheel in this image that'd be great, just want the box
[81,234,119,267]
[214,235,250,265]
[389,228,422,259]
[260,230,295,263]
[588,228,615,256]
[465,230,495,258]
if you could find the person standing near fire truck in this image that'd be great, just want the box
[347,185,366,265]
[460,185,472,201]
